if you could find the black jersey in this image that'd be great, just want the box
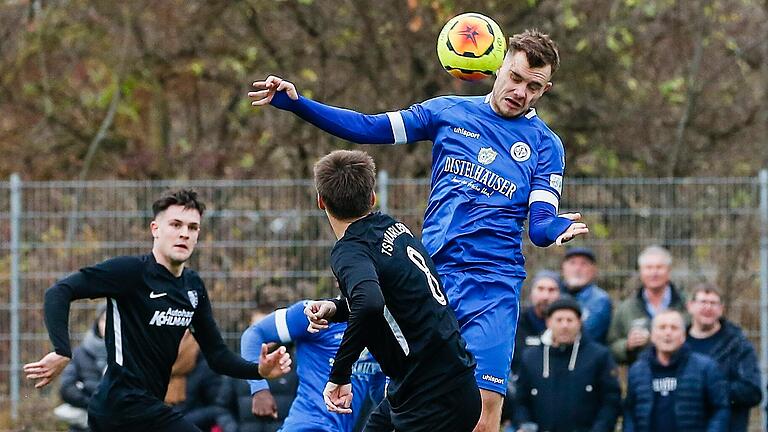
[328,212,475,408]
[44,254,261,423]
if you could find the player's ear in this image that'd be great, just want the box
[370,191,376,207]
[317,194,326,210]
[543,82,553,94]
[150,220,159,239]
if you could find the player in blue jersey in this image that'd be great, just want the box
[248,29,588,431]
[241,300,386,431]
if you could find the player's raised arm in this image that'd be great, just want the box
[248,75,433,145]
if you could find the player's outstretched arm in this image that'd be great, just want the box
[248,75,421,145]
[193,290,291,380]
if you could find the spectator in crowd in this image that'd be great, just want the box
[502,271,560,428]
[513,297,621,432]
[608,245,686,364]
[209,305,299,432]
[513,270,562,373]
[57,306,108,432]
[216,371,298,432]
[623,309,729,432]
[164,329,200,409]
[560,247,612,344]
[181,352,240,432]
[686,282,761,432]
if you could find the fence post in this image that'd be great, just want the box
[760,169,768,428]
[378,170,389,214]
[9,173,21,422]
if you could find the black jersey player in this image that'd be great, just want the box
[24,189,291,432]
[304,150,481,431]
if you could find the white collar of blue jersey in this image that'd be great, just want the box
[484,93,537,119]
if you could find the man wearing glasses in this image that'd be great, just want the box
[686,282,762,432]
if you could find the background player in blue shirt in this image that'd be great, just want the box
[249,29,588,431]
[241,300,386,431]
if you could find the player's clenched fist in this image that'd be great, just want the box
[323,381,353,414]
[258,344,292,379]
[304,300,337,333]
[249,75,298,106]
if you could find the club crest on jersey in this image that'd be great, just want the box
[510,142,531,162]
[477,147,498,165]
[187,290,198,309]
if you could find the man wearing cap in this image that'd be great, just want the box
[561,247,612,344]
[513,297,621,432]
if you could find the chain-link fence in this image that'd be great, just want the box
[2,173,767,430]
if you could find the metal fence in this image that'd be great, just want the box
[1,172,767,429]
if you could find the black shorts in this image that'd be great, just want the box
[89,408,201,432]
[365,372,481,432]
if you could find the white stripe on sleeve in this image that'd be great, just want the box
[386,112,408,144]
[111,298,124,366]
[275,308,292,343]
[383,306,410,356]
[529,189,560,211]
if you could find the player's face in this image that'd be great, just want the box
[688,292,723,328]
[491,50,552,118]
[151,205,201,267]
[546,309,581,345]
[651,313,686,355]
[639,254,671,292]
[561,256,597,290]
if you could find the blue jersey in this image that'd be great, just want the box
[241,301,385,432]
[271,92,567,280]
[391,95,565,278]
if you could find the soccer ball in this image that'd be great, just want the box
[436,13,506,82]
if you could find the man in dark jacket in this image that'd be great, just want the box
[513,297,621,432]
[58,306,108,432]
[686,282,761,432]
[502,271,561,428]
[624,309,729,432]
[512,271,561,374]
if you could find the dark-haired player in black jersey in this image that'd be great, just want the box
[24,189,292,432]
[304,150,481,431]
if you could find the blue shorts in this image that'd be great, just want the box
[441,271,522,395]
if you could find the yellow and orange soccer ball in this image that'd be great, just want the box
[437,13,506,82]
